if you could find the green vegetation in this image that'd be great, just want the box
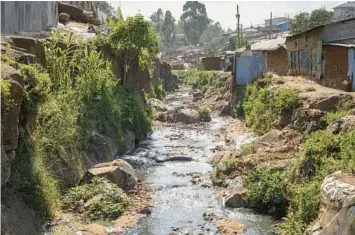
[240,143,255,156]
[243,167,288,216]
[62,177,129,221]
[291,8,334,33]
[6,29,153,222]
[198,107,212,122]
[243,82,300,135]
[324,99,354,125]
[1,79,13,109]
[154,83,166,100]
[173,69,218,89]
[212,155,236,187]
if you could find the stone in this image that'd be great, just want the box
[253,129,282,150]
[292,108,327,132]
[80,159,137,189]
[156,156,193,163]
[328,115,355,134]
[309,95,340,111]
[216,219,246,235]
[1,63,24,152]
[58,13,70,23]
[58,2,83,21]
[310,171,355,235]
[87,131,118,162]
[224,188,248,208]
[176,108,200,124]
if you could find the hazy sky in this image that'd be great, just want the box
[109,1,344,30]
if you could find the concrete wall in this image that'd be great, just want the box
[1,1,57,36]
[322,45,351,91]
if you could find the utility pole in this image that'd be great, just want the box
[269,12,272,39]
[236,5,240,48]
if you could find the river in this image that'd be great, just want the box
[124,86,274,235]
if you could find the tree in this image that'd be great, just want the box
[291,12,310,32]
[161,10,176,47]
[93,1,115,16]
[200,22,224,50]
[109,15,159,83]
[180,1,211,45]
[150,8,164,35]
[310,8,334,26]
[175,20,185,34]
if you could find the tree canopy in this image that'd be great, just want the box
[93,1,115,16]
[150,9,164,35]
[161,10,176,47]
[291,8,334,32]
[109,14,159,82]
[180,1,211,45]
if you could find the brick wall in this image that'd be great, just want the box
[322,45,351,91]
[265,47,287,75]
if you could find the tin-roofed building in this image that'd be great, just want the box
[334,1,355,21]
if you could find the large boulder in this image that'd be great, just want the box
[224,188,248,208]
[176,108,200,124]
[1,149,11,187]
[150,98,168,112]
[80,159,137,189]
[310,171,355,235]
[122,130,135,153]
[292,108,327,132]
[328,115,355,134]
[58,2,83,21]
[86,131,119,162]
[309,95,340,112]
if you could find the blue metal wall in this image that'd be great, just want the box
[348,48,355,91]
[235,52,267,85]
[277,22,289,31]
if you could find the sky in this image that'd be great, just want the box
[109,1,344,30]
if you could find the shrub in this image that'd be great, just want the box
[243,167,287,216]
[154,83,165,100]
[212,155,236,187]
[240,144,255,156]
[243,83,299,135]
[199,107,212,122]
[62,177,129,221]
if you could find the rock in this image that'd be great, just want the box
[140,207,152,215]
[310,171,355,235]
[176,108,200,124]
[123,130,136,153]
[219,101,231,115]
[88,24,113,35]
[216,219,246,235]
[309,95,340,111]
[328,115,355,134]
[58,13,70,23]
[150,98,168,112]
[224,188,248,208]
[80,159,137,189]
[253,129,282,150]
[87,131,118,162]
[1,63,24,152]
[58,2,83,21]
[292,108,327,132]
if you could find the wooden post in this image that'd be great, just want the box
[236,5,240,48]
[269,12,272,39]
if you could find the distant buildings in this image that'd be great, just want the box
[334,1,355,21]
[264,17,290,32]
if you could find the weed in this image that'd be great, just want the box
[199,107,212,122]
[324,99,355,125]
[154,83,165,100]
[240,144,255,156]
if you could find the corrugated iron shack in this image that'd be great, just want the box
[286,18,355,91]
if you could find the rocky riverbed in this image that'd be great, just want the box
[123,86,274,235]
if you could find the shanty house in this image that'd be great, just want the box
[286,18,355,91]
[201,56,221,71]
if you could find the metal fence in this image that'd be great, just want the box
[235,51,267,85]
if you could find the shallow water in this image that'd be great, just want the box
[126,86,274,235]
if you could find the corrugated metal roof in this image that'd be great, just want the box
[323,43,355,48]
[334,1,355,9]
[235,38,286,53]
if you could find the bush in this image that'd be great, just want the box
[243,83,300,135]
[199,107,212,122]
[243,167,287,216]
[240,144,255,156]
[62,177,129,221]
[154,83,165,100]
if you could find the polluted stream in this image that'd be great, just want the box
[123,86,274,235]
